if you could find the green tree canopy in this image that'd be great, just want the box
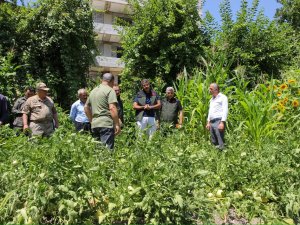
[276,0,300,31]
[119,0,209,84]
[204,0,297,84]
[0,0,96,109]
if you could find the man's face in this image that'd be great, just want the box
[113,87,120,96]
[209,84,218,96]
[142,82,150,93]
[38,89,47,99]
[79,92,88,103]
[166,90,174,99]
[25,90,35,99]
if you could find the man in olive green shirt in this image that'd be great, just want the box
[84,73,120,149]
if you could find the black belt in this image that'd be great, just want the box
[30,120,52,124]
[210,118,222,123]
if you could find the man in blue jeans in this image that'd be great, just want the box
[84,73,120,150]
[206,83,228,150]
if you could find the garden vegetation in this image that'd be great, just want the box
[0,0,300,224]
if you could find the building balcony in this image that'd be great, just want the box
[94,22,122,42]
[95,56,124,69]
[92,0,132,14]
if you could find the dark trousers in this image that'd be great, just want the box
[74,121,91,132]
[210,119,226,149]
[92,127,115,150]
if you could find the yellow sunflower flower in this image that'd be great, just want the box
[288,79,296,84]
[283,97,289,103]
[280,83,288,90]
[278,104,286,113]
[277,92,282,97]
[292,99,299,108]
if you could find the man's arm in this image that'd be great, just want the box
[52,107,59,128]
[218,95,228,131]
[23,113,29,130]
[84,104,93,123]
[109,103,120,135]
[69,103,77,122]
[12,99,23,114]
[178,110,184,126]
[133,102,145,110]
[150,99,161,110]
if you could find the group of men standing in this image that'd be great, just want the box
[0,74,228,150]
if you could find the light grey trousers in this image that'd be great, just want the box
[210,119,226,149]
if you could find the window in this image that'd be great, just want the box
[93,12,104,23]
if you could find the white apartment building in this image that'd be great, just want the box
[90,0,132,79]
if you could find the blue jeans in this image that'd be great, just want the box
[92,127,115,150]
[74,121,91,132]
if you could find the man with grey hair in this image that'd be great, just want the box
[84,73,120,149]
[133,79,161,137]
[206,83,228,150]
[70,88,90,132]
[160,86,183,128]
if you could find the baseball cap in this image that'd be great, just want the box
[36,82,50,91]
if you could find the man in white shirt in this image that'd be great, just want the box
[206,83,228,149]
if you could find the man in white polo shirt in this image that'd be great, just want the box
[206,83,228,149]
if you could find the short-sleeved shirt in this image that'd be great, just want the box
[160,97,182,124]
[133,91,160,118]
[85,84,118,129]
[22,95,56,122]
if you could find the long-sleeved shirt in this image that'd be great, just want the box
[207,93,228,122]
[0,94,9,124]
[12,96,27,127]
[70,100,89,123]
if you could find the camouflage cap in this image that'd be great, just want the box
[36,82,50,91]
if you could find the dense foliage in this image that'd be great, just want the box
[1,70,299,224]
[276,0,300,31]
[204,0,297,84]
[119,0,208,84]
[1,0,300,223]
[0,0,96,108]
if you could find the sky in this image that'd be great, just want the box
[202,0,282,23]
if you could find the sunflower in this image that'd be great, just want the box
[279,100,286,105]
[277,92,282,97]
[280,83,288,90]
[288,79,296,84]
[278,104,286,113]
[292,99,299,108]
[283,97,289,103]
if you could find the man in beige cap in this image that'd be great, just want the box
[22,82,59,137]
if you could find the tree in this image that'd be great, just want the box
[15,0,96,109]
[205,0,297,83]
[276,0,300,31]
[0,0,96,109]
[119,0,209,84]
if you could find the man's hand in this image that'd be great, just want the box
[144,104,150,110]
[23,124,29,131]
[205,122,211,130]
[218,121,225,131]
[115,125,121,135]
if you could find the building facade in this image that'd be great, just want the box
[90,0,132,79]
